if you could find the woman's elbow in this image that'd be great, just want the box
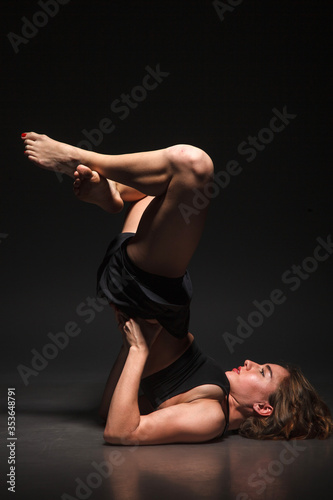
[103,427,122,444]
[103,428,139,446]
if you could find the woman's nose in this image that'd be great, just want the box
[244,360,259,370]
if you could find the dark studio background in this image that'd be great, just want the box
[0,0,332,499]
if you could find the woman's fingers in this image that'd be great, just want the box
[119,316,161,350]
[123,318,150,349]
[114,308,131,332]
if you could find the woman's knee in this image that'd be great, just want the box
[166,144,214,185]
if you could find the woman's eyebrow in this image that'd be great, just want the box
[266,365,272,378]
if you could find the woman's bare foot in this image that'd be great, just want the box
[73,165,124,213]
[21,132,82,177]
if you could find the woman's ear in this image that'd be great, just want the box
[253,402,274,416]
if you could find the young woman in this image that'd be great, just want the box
[22,132,332,445]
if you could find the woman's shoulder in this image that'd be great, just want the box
[183,398,228,439]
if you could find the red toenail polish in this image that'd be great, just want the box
[21,133,27,138]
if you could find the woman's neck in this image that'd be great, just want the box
[227,394,251,431]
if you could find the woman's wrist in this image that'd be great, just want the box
[129,344,149,357]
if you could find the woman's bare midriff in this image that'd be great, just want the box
[142,329,195,378]
[141,329,228,411]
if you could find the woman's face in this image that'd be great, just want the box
[225,360,289,412]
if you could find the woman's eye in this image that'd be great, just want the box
[260,368,264,376]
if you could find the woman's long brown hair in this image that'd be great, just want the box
[238,364,332,440]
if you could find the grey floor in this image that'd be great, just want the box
[1,376,332,500]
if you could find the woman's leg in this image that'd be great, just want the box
[22,132,213,277]
[72,165,148,213]
[120,196,155,233]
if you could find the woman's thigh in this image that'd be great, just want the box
[126,178,210,278]
[121,196,154,234]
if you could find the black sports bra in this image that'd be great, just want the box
[140,341,230,436]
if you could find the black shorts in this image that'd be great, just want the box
[96,233,193,339]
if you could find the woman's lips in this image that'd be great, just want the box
[232,368,240,374]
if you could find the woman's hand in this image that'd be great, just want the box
[114,308,129,333]
[122,317,162,351]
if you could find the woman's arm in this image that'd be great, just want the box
[104,342,149,442]
[99,308,130,420]
[99,345,128,421]
[105,396,226,446]
[103,318,159,441]
[103,318,226,445]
